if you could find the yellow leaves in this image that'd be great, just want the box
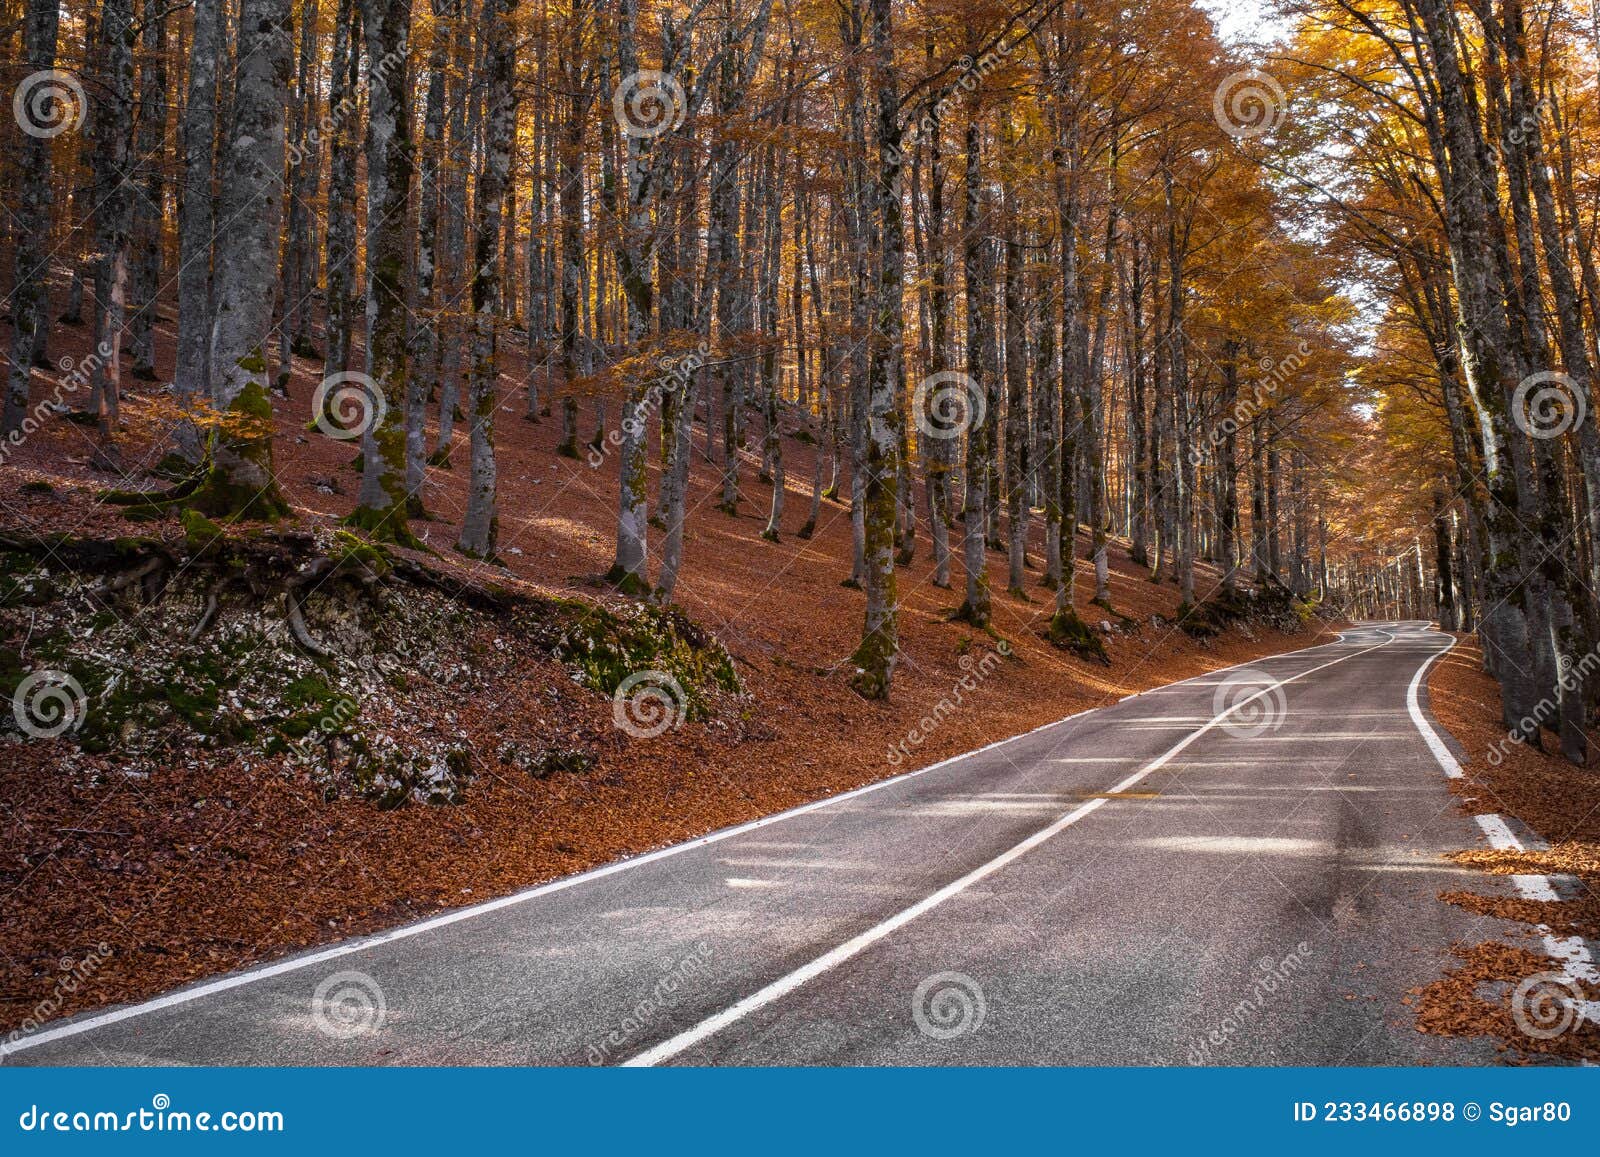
[137,393,274,443]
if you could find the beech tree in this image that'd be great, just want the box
[194,0,292,518]
[9,0,1594,742]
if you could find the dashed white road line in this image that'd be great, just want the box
[1403,632,1599,1027]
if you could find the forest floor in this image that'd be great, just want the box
[1,287,1337,1034]
[1420,640,1600,1062]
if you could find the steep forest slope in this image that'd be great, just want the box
[0,280,1330,1032]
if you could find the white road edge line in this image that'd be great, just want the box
[0,626,1370,1057]
[620,630,1399,1066]
[1403,634,1600,1025]
[1405,640,1464,778]
[1471,814,1600,994]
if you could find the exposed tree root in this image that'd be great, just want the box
[188,589,221,642]
[602,564,650,599]
[1046,608,1110,665]
[948,600,992,630]
[2,526,431,664]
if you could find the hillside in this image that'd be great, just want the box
[0,282,1333,1032]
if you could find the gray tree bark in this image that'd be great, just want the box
[350,0,419,544]
[195,0,292,519]
[456,0,517,558]
[2,0,63,438]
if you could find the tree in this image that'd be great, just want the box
[193,0,293,520]
[457,0,518,558]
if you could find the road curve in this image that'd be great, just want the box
[5,621,1514,1066]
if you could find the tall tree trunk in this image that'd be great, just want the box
[1127,240,1150,569]
[1002,160,1029,599]
[758,139,786,543]
[955,114,992,628]
[848,0,901,699]
[432,0,474,462]
[285,0,323,357]
[2,0,63,438]
[1432,488,1457,630]
[554,0,590,460]
[88,0,136,457]
[172,0,220,462]
[193,0,292,520]
[924,120,954,589]
[128,1,167,382]
[322,0,361,377]
[1218,341,1241,596]
[409,0,454,500]
[456,0,516,557]
[350,0,419,544]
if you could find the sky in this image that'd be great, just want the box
[1198,0,1294,45]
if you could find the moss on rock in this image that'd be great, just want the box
[550,599,741,720]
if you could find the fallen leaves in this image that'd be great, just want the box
[1422,642,1600,1062]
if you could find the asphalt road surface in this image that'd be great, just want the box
[6,621,1515,1066]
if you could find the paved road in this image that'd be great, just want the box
[6,621,1514,1066]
